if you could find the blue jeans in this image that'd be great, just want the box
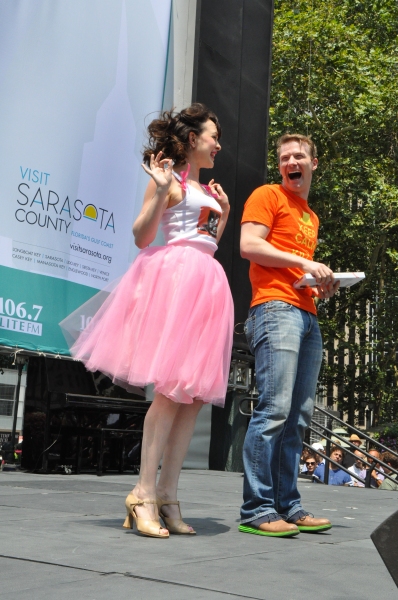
[240,301,322,523]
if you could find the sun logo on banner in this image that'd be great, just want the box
[83,204,98,221]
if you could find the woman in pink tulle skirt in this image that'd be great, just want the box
[71,104,233,538]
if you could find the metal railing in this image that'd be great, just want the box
[305,406,398,487]
[239,399,398,488]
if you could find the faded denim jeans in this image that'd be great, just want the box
[240,301,322,523]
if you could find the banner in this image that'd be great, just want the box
[0,0,171,354]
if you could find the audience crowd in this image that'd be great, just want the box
[300,439,398,490]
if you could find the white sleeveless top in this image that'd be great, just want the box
[161,172,222,252]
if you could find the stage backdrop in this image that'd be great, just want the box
[0,0,171,354]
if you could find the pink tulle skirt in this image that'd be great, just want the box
[69,242,234,406]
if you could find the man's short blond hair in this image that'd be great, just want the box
[276,133,318,160]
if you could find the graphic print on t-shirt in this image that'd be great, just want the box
[197,207,221,238]
[299,212,313,226]
[293,210,317,256]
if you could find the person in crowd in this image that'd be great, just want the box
[311,441,325,463]
[367,449,384,488]
[314,445,353,486]
[0,435,14,463]
[69,104,233,538]
[239,133,339,537]
[342,433,362,468]
[348,450,367,487]
[300,447,311,472]
[300,447,322,473]
[379,452,398,491]
[301,451,319,477]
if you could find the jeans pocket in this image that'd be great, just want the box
[244,314,255,354]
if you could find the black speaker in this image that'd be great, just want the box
[371,509,398,587]
[193,0,274,338]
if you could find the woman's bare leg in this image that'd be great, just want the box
[156,400,203,520]
[131,392,179,529]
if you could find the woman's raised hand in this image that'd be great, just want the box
[208,179,229,211]
[141,152,174,190]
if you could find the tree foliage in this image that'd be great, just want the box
[268,0,398,424]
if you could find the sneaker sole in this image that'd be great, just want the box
[296,524,332,532]
[239,525,300,537]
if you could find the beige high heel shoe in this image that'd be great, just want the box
[156,496,196,535]
[123,493,169,538]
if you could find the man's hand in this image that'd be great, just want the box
[371,470,382,486]
[313,280,340,300]
[301,258,334,285]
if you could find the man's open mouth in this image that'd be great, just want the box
[288,171,301,180]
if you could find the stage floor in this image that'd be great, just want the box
[0,469,397,599]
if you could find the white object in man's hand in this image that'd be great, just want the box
[294,272,365,289]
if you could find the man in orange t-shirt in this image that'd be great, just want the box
[239,134,339,538]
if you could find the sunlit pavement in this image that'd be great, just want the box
[0,470,397,599]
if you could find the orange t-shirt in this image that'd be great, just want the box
[241,184,319,315]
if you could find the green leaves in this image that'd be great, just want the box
[270,0,398,424]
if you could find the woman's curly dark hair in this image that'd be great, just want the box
[142,103,221,167]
